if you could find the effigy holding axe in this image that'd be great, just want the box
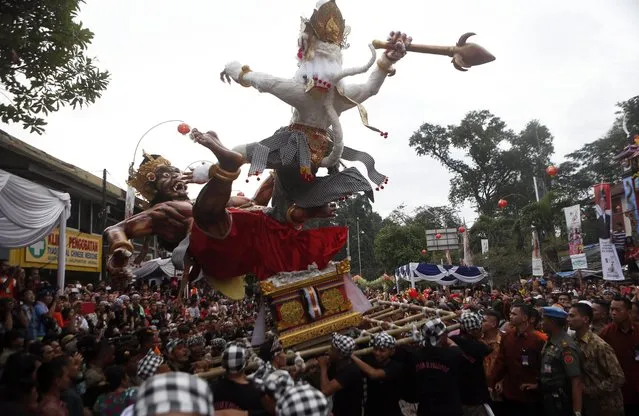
[373,32,495,72]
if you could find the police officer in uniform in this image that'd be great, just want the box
[539,306,584,416]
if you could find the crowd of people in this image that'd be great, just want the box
[1,257,639,416]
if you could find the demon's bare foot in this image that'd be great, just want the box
[190,129,244,172]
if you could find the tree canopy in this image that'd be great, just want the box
[406,97,638,284]
[408,111,554,216]
[0,0,109,133]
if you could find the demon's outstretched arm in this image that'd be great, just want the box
[104,201,193,267]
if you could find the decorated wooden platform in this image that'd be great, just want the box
[199,297,460,379]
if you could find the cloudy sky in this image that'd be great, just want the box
[3,0,639,224]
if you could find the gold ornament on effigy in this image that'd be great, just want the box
[307,0,346,46]
[336,259,351,275]
[127,152,172,201]
[279,300,306,327]
[320,288,346,314]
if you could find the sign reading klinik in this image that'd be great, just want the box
[23,228,102,272]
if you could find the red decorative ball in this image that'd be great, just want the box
[458,226,466,233]
[177,123,191,135]
[546,165,558,177]
[408,288,418,299]
[435,233,442,239]
[421,249,427,255]
[498,199,508,209]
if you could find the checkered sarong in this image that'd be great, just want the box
[245,127,385,210]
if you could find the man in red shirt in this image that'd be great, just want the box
[0,259,16,299]
[489,303,545,415]
[600,296,639,415]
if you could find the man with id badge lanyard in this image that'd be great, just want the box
[488,304,544,416]
[601,296,639,415]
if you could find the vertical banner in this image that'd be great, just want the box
[445,249,452,266]
[531,228,544,276]
[481,239,489,254]
[462,231,473,266]
[563,205,587,270]
[125,185,136,219]
[623,177,639,237]
[593,183,624,281]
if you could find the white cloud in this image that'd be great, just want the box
[2,0,638,226]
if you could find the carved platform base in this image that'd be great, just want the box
[259,259,359,348]
[279,311,362,348]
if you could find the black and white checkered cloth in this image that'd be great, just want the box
[263,369,294,400]
[331,333,356,356]
[187,335,205,347]
[460,312,483,333]
[222,342,248,373]
[211,338,227,351]
[166,338,185,354]
[370,331,396,349]
[133,372,213,416]
[137,349,164,381]
[413,318,447,347]
[276,383,329,416]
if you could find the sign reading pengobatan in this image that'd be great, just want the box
[24,228,102,270]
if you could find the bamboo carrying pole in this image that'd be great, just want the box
[197,301,460,380]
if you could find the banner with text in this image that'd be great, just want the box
[622,177,639,237]
[24,228,102,272]
[481,239,489,254]
[593,183,623,281]
[563,205,587,270]
[532,228,544,276]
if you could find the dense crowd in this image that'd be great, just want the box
[1,257,639,416]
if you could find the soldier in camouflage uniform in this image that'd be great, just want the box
[539,307,584,416]
[568,302,625,415]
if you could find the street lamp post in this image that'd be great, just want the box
[356,217,362,277]
[125,119,186,219]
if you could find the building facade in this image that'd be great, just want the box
[0,129,158,284]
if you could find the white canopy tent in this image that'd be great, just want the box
[0,169,71,292]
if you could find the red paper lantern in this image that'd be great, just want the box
[458,226,466,233]
[546,165,558,177]
[408,288,418,299]
[498,199,508,209]
[421,249,427,255]
[177,122,191,135]
[435,233,442,239]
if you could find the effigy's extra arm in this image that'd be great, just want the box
[337,54,394,109]
[222,61,307,109]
